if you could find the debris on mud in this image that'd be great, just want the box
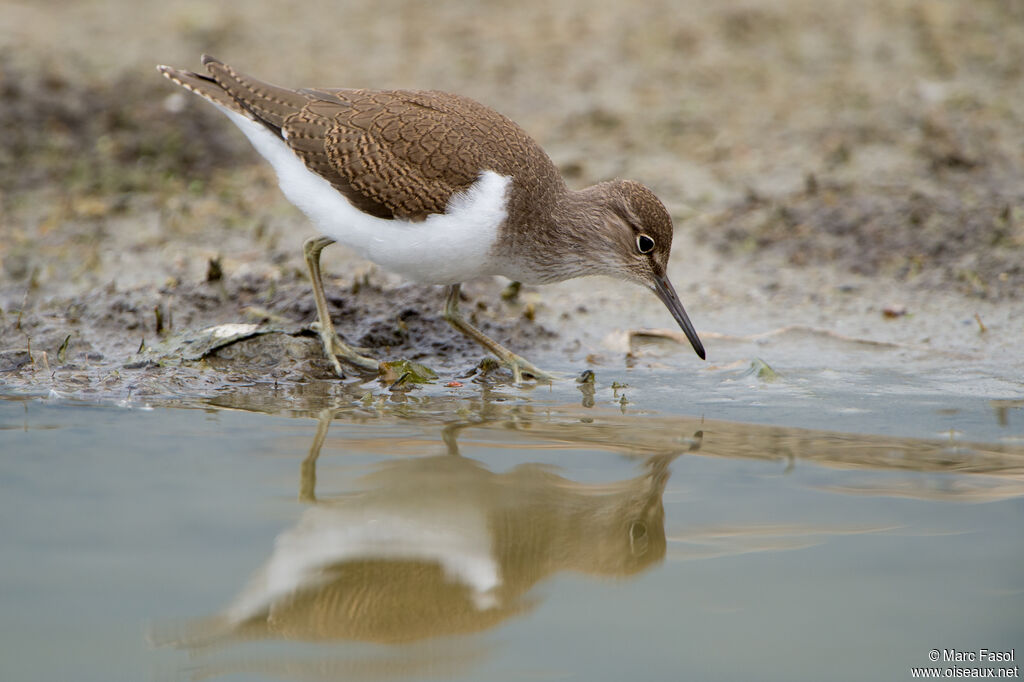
[0,268,557,398]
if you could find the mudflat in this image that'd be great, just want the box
[1,0,1021,396]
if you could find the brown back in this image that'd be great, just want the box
[186,56,566,222]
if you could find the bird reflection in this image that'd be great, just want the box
[163,412,699,653]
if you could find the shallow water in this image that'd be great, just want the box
[1,365,1022,682]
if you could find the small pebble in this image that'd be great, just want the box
[882,304,907,318]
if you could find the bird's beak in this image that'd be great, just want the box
[652,274,706,360]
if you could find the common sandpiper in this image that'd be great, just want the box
[158,56,706,382]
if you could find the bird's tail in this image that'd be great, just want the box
[158,55,308,134]
[156,61,242,114]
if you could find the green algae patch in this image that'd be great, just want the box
[380,359,438,387]
[746,357,780,383]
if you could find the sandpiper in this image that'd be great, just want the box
[158,56,705,381]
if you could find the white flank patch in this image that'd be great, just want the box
[219,107,509,285]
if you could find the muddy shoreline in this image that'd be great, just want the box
[2,0,1021,400]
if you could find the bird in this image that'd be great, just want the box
[157,56,705,382]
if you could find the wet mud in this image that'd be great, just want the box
[1,0,1022,400]
[0,266,555,397]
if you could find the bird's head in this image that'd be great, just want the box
[593,180,705,360]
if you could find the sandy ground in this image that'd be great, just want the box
[1,0,1022,398]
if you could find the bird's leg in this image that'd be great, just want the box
[303,236,380,376]
[299,408,333,502]
[442,284,553,383]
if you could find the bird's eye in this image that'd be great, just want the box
[636,234,655,254]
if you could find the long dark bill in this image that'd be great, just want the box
[652,274,706,360]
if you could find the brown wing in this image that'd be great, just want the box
[283,91,484,220]
[196,56,553,222]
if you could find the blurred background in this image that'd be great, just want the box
[1,0,1022,353]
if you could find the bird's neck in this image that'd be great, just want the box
[495,183,618,285]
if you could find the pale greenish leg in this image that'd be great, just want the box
[303,236,380,376]
[443,284,554,383]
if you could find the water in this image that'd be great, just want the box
[1,369,1021,682]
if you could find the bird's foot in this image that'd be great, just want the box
[311,322,379,377]
[496,352,555,384]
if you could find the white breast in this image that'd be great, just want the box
[220,107,509,285]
